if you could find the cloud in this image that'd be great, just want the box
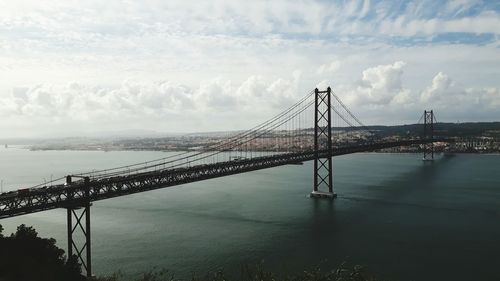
[0,74,304,136]
[332,62,500,124]
[0,1,499,136]
[420,72,453,103]
[342,61,410,107]
[2,62,499,138]
[377,12,500,37]
[317,60,341,75]
[420,72,500,116]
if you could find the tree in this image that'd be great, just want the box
[0,224,85,281]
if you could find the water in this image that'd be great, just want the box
[1,146,499,281]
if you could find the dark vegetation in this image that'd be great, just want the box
[94,264,384,281]
[0,224,385,281]
[0,224,85,281]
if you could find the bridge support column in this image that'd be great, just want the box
[423,110,434,161]
[311,87,337,199]
[66,176,92,278]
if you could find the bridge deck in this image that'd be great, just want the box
[0,138,448,219]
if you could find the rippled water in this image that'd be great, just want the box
[1,146,499,281]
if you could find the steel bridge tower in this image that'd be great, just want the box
[65,175,92,278]
[423,110,434,161]
[311,87,337,199]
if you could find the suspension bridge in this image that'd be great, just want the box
[0,87,450,277]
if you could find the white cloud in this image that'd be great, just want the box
[377,12,500,37]
[420,72,453,103]
[317,60,341,75]
[0,1,499,136]
[420,72,500,115]
[0,74,305,136]
[359,0,371,19]
[343,61,409,106]
[1,62,499,138]
[336,63,500,124]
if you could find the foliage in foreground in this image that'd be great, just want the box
[0,224,85,281]
[94,263,384,281]
[0,223,385,281]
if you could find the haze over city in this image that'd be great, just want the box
[1,0,499,138]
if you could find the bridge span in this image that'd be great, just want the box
[0,138,447,219]
[0,87,449,277]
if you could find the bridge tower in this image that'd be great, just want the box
[65,175,92,278]
[423,110,434,161]
[311,87,337,199]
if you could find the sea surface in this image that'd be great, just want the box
[1,146,499,281]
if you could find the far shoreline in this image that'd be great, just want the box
[3,146,499,155]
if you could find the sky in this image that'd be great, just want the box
[0,0,499,138]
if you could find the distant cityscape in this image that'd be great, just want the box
[7,122,499,154]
